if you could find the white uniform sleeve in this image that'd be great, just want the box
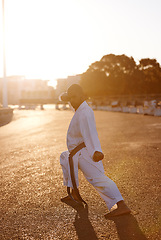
[79,108,102,158]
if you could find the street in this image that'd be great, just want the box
[0,108,161,240]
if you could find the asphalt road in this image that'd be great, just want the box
[0,108,161,240]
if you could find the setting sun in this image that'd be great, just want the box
[0,0,98,84]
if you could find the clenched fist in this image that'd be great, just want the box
[93,151,104,162]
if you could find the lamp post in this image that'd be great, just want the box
[2,0,8,108]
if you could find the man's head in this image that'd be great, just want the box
[60,84,86,110]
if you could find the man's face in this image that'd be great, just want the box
[68,92,82,110]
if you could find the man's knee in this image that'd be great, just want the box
[60,151,69,165]
[87,175,115,187]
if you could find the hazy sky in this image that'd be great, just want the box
[0,0,161,86]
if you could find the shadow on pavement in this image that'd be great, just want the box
[73,205,98,240]
[109,214,148,240]
[62,198,148,240]
[61,199,98,240]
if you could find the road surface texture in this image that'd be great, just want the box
[0,108,161,240]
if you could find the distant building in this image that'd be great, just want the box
[0,76,25,105]
[55,74,81,100]
[0,76,55,105]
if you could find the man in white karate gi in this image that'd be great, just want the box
[60,84,131,217]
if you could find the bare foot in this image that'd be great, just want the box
[105,207,131,218]
[61,195,72,202]
[105,201,131,218]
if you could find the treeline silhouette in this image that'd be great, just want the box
[80,54,161,97]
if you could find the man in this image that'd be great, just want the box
[60,84,131,217]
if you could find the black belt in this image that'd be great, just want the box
[67,142,87,205]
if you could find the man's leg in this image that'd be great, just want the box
[60,151,80,201]
[78,157,130,216]
[60,151,70,186]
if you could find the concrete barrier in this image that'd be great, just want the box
[112,107,122,112]
[0,108,14,127]
[122,106,129,113]
[144,107,155,116]
[129,107,137,114]
[137,106,144,114]
[154,108,161,116]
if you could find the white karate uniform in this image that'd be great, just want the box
[60,101,123,210]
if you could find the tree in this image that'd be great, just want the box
[138,58,161,94]
[80,54,161,97]
[81,54,138,96]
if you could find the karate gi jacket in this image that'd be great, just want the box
[66,101,104,174]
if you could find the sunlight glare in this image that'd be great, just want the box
[1,0,95,81]
[0,0,161,80]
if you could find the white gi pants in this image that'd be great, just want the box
[60,148,123,211]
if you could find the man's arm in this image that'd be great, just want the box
[79,108,104,161]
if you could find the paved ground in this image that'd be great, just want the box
[0,108,161,240]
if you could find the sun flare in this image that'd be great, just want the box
[0,0,161,84]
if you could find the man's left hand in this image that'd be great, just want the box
[93,151,104,162]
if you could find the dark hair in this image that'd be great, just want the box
[67,84,84,95]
